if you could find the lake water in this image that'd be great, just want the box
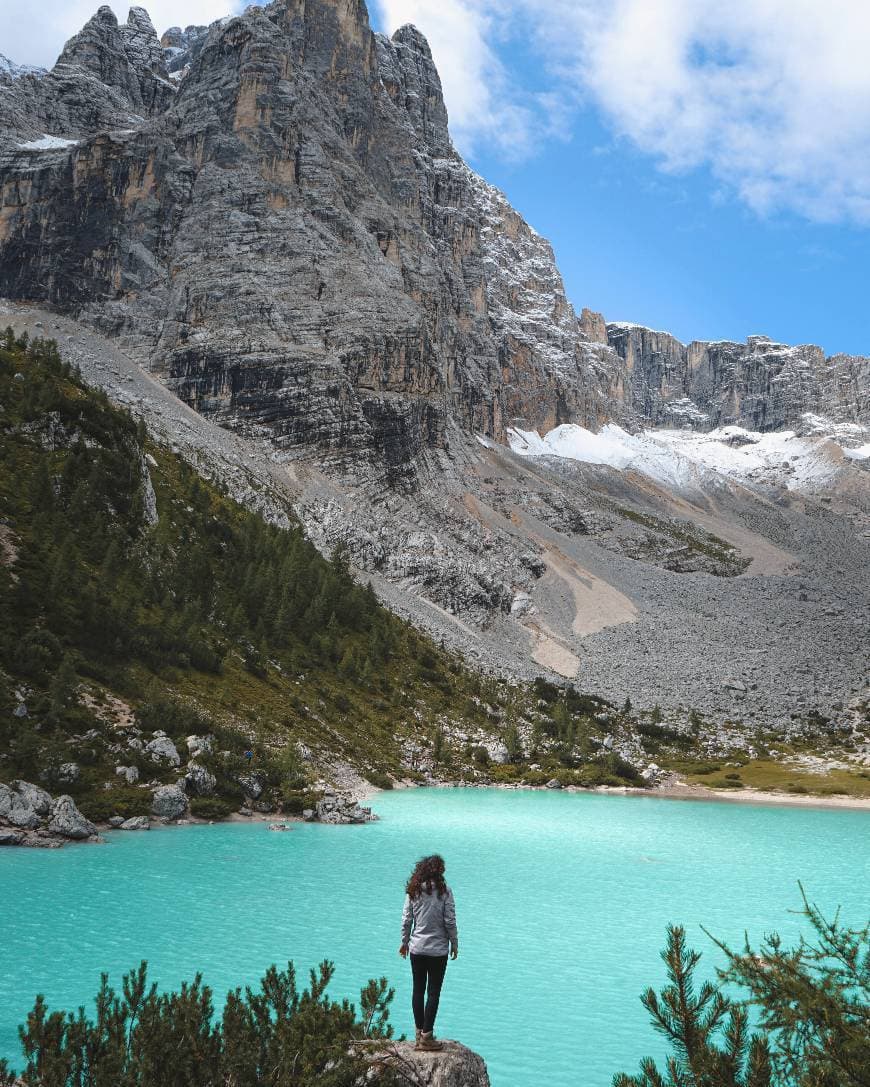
[1,787,867,1085]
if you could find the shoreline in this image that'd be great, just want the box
[7,778,869,850]
[376,778,870,812]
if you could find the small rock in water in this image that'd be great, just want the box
[120,816,150,831]
[268,822,291,832]
[546,778,562,790]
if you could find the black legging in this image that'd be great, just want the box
[410,953,448,1033]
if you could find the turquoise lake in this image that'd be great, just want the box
[1,787,867,1085]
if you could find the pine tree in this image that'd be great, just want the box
[614,925,773,1087]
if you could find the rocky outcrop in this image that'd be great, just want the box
[184,761,216,796]
[365,1040,490,1086]
[604,324,869,432]
[145,732,181,766]
[48,795,99,839]
[151,783,188,819]
[0,782,100,845]
[312,793,378,824]
[0,6,172,146]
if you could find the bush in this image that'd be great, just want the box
[7,960,397,1086]
[77,787,151,822]
[189,797,235,820]
[367,770,393,790]
[280,789,320,814]
[615,891,870,1087]
[470,745,490,768]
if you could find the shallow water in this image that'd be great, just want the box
[1,787,867,1085]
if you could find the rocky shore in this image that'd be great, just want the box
[0,781,100,847]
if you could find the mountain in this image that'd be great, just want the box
[0,0,868,737]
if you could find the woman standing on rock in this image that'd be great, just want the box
[399,854,459,1051]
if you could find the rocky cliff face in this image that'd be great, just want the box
[0,0,866,476]
[0,2,868,730]
[0,0,624,490]
[604,323,868,432]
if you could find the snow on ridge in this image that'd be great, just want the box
[507,421,858,492]
[17,134,79,151]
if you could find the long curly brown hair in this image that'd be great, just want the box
[406,854,447,899]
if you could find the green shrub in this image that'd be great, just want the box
[281,790,320,814]
[189,797,235,820]
[521,770,550,786]
[470,745,490,768]
[77,787,151,822]
[367,770,394,790]
[7,960,396,1086]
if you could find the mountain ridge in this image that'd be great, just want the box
[0,0,868,734]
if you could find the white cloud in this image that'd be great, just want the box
[0,0,233,70]
[378,0,870,223]
[375,0,553,160]
[532,0,870,223]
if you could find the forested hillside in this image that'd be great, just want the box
[0,332,521,818]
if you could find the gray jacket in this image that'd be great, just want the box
[401,884,458,956]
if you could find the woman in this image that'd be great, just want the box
[399,854,459,1051]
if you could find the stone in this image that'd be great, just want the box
[723,679,747,693]
[13,780,53,815]
[302,809,315,821]
[115,765,140,784]
[47,795,98,840]
[483,741,510,765]
[546,779,561,789]
[120,815,150,831]
[108,816,125,827]
[151,784,188,820]
[0,829,24,846]
[0,783,40,828]
[237,771,266,800]
[145,734,181,766]
[186,734,213,759]
[13,702,27,717]
[56,763,80,785]
[364,1040,490,1087]
[183,761,216,796]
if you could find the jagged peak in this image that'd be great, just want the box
[391,22,435,60]
[377,21,452,158]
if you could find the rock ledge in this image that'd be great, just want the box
[365,1039,490,1086]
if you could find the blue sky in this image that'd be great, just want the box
[7,0,870,356]
[373,0,870,357]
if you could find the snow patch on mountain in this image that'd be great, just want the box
[508,420,868,492]
[0,54,46,81]
[17,134,79,151]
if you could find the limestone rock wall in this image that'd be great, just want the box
[0,0,866,496]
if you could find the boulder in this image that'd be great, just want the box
[145,734,181,766]
[115,765,140,784]
[183,762,216,796]
[546,778,562,790]
[0,783,40,828]
[120,815,150,831]
[315,794,378,825]
[47,795,98,840]
[484,741,510,765]
[186,734,213,759]
[237,770,266,799]
[57,762,80,784]
[0,829,24,846]
[13,781,53,816]
[364,1040,490,1086]
[151,784,188,820]
[108,815,125,827]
